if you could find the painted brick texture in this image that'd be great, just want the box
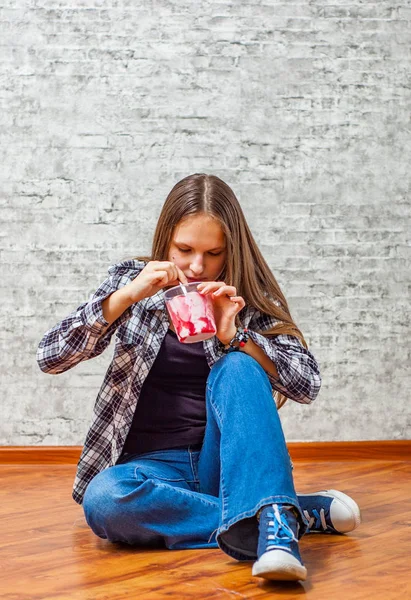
[1,1,410,443]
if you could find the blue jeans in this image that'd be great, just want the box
[82,352,309,561]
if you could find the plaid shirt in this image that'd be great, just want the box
[36,259,322,505]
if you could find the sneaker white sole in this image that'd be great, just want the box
[299,489,361,533]
[252,549,307,581]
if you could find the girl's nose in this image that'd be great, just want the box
[190,257,205,275]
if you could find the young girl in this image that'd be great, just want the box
[37,173,360,582]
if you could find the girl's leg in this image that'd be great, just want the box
[198,352,309,561]
[82,447,221,550]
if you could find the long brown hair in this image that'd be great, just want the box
[131,173,308,409]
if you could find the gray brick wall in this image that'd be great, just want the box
[1,1,410,444]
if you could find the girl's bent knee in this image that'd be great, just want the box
[82,469,128,536]
[83,468,119,517]
[213,352,257,375]
[209,352,269,385]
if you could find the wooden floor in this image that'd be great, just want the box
[1,459,410,599]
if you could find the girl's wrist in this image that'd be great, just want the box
[217,326,237,347]
[218,326,251,353]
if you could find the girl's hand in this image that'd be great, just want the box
[197,281,246,345]
[125,261,188,302]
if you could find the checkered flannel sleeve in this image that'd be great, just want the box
[36,263,135,374]
[247,311,322,404]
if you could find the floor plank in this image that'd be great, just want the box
[1,460,410,599]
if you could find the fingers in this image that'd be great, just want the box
[197,282,237,297]
[176,265,188,285]
[158,261,188,286]
[151,261,186,287]
[228,295,244,303]
[212,287,237,298]
[151,270,168,285]
[229,296,246,310]
[151,266,176,287]
[197,282,245,312]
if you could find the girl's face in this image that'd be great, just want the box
[167,214,227,283]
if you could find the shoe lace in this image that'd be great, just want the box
[265,504,298,551]
[303,507,328,531]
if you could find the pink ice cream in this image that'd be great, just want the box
[166,291,216,343]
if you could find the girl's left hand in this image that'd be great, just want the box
[197,281,246,345]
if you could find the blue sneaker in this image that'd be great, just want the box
[252,504,307,581]
[298,489,361,534]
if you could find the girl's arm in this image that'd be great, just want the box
[220,326,320,405]
[218,325,280,379]
[237,336,280,379]
[245,331,321,404]
[199,281,321,405]
[239,310,322,405]
[101,286,136,325]
[36,260,142,375]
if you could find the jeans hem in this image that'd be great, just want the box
[216,495,309,562]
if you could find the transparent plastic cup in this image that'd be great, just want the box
[163,282,217,343]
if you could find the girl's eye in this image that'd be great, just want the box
[177,248,222,257]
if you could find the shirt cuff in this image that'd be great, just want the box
[80,295,112,332]
[247,329,281,381]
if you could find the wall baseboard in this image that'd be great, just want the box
[287,440,411,461]
[0,441,410,464]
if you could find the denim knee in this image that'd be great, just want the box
[207,351,270,388]
[82,469,119,530]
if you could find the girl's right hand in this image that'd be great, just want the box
[125,261,188,302]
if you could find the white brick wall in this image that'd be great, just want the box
[1,1,410,443]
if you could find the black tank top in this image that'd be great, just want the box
[121,328,210,455]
